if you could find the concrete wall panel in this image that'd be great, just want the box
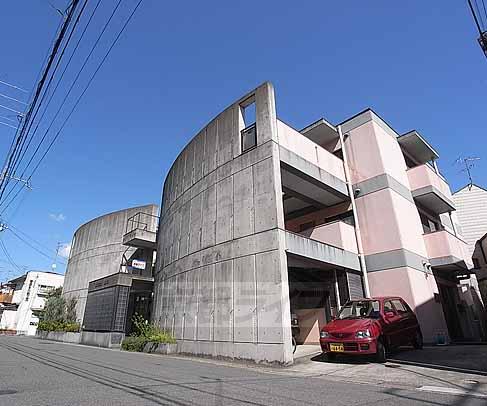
[216,177,233,244]
[197,265,214,341]
[214,260,233,342]
[233,166,254,239]
[233,255,256,343]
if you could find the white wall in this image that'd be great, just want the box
[0,271,64,335]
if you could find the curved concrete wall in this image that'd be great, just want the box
[154,82,293,363]
[63,204,158,324]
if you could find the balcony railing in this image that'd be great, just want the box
[123,212,159,249]
[423,230,472,270]
[297,220,358,253]
[407,164,455,214]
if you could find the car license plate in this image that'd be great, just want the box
[329,343,344,352]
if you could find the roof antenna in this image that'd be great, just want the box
[455,156,481,190]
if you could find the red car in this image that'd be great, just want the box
[319,297,423,363]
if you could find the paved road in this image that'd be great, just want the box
[0,336,485,406]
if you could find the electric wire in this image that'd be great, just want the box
[0,0,82,202]
[7,227,65,265]
[2,0,89,193]
[0,92,27,105]
[0,0,144,212]
[0,80,28,93]
[7,0,103,185]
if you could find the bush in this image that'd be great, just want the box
[121,314,176,352]
[148,331,176,344]
[121,336,148,352]
[38,320,80,332]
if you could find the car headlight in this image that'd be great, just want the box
[320,331,330,338]
[355,329,371,338]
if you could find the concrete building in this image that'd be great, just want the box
[0,271,64,335]
[154,82,479,364]
[62,204,158,347]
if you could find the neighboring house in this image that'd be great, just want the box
[453,184,487,257]
[154,82,483,364]
[453,184,487,306]
[0,271,64,335]
[472,234,487,306]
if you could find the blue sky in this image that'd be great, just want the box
[0,0,485,281]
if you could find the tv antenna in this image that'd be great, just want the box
[455,156,481,190]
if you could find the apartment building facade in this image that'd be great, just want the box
[153,82,477,364]
[0,271,64,335]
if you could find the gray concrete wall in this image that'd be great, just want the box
[63,204,158,325]
[154,82,293,364]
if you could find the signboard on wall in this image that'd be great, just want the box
[131,259,146,270]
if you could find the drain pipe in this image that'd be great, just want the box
[337,125,371,298]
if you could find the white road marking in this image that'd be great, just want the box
[418,385,487,399]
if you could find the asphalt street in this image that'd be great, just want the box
[0,336,485,406]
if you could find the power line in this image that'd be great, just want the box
[0,121,18,130]
[7,227,66,265]
[0,238,24,274]
[0,0,87,197]
[0,104,22,115]
[6,0,102,186]
[0,115,18,123]
[0,0,82,203]
[0,92,27,105]
[0,0,145,212]
[0,80,28,93]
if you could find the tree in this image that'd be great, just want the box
[41,287,77,323]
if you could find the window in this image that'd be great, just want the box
[241,125,256,153]
[391,299,408,315]
[240,99,257,153]
[337,300,381,319]
[383,301,395,314]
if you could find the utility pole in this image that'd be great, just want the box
[467,0,487,58]
[456,156,481,190]
[52,242,62,271]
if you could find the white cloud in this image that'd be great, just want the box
[58,242,71,259]
[49,213,66,222]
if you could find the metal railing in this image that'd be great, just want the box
[125,211,159,235]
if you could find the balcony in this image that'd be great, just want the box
[122,212,159,249]
[298,220,358,254]
[423,230,472,271]
[407,164,455,214]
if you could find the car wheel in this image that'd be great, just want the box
[413,330,423,350]
[327,353,337,361]
[375,339,386,363]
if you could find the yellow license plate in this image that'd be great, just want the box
[329,343,344,352]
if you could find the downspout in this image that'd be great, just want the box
[337,125,371,298]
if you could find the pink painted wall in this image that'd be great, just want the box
[344,121,410,187]
[277,120,346,182]
[368,267,448,343]
[407,164,453,199]
[300,221,358,253]
[423,230,472,266]
[295,308,327,344]
[355,189,428,257]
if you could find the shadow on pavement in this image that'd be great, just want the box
[388,345,487,376]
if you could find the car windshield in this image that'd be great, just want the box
[337,300,381,319]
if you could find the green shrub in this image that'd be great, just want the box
[121,314,176,352]
[147,332,177,344]
[121,336,148,352]
[38,320,80,332]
